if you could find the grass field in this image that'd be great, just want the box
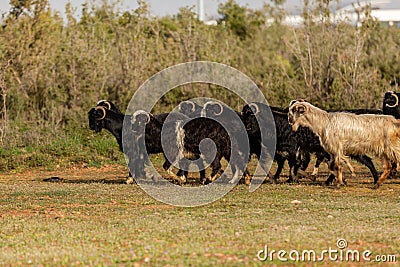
[0,161,399,266]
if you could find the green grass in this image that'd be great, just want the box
[0,165,399,266]
[0,128,126,172]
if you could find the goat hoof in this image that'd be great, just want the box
[286,178,298,184]
[309,175,317,182]
[204,178,213,185]
[373,183,380,189]
[325,177,335,185]
[268,178,278,184]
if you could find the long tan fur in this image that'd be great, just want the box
[288,100,400,188]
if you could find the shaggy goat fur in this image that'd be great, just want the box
[288,100,400,188]
[241,102,378,184]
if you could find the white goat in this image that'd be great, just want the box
[288,100,400,188]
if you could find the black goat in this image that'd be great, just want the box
[382,91,400,178]
[383,91,400,117]
[242,103,303,183]
[242,104,312,182]
[89,102,191,183]
[181,100,263,184]
[180,100,248,182]
[135,101,249,185]
[177,100,210,183]
[129,110,193,184]
[200,101,253,184]
[131,110,229,184]
[88,106,146,183]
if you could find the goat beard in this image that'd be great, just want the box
[290,120,300,132]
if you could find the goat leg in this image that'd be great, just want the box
[351,155,379,184]
[314,151,328,181]
[388,162,397,179]
[273,154,285,182]
[374,158,392,189]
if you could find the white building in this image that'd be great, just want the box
[279,0,400,27]
[335,0,400,27]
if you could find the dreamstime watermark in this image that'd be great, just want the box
[257,239,397,263]
[122,61,277,207]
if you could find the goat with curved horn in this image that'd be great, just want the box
[386,93,399,108]
[103,101,112,110]
[132,110,151,124]
[248,103,260,115]
[97,100,111,110]
[95,106,107,120]
[96,100,122,114]
[180,101,196,112]
[203,101,223,116]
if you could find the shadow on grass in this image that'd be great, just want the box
[41,172,400,187]
[42,176,128,184]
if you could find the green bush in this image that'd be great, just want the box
[0,0,398,171]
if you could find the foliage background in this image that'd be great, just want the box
[0,0,398,171]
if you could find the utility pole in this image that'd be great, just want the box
[198,0,204,21]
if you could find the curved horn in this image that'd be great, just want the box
[97,100,111,110]
[213,102,223,116]
[187,101,196,112]
[97,100,112,110]
[103,101,111,110]
[180,101,196,112]
[289,99,306,107]
[386,93,399,108]
[248,103,260,115]
[95,106,107,120]
[133,110,151,124]
[289,100,298,107]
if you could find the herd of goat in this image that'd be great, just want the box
[88,91,400,189]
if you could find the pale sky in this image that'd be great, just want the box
[0,0,320,18]
[0,0,398,19]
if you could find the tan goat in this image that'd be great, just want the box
[288,100,400,188]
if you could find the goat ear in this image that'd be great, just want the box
[296,105,306,115]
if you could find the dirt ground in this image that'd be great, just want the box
[0,163,399,266]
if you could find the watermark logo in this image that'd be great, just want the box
[122,61,276,207]
[336,238,348,250]
[257,239,397,263]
